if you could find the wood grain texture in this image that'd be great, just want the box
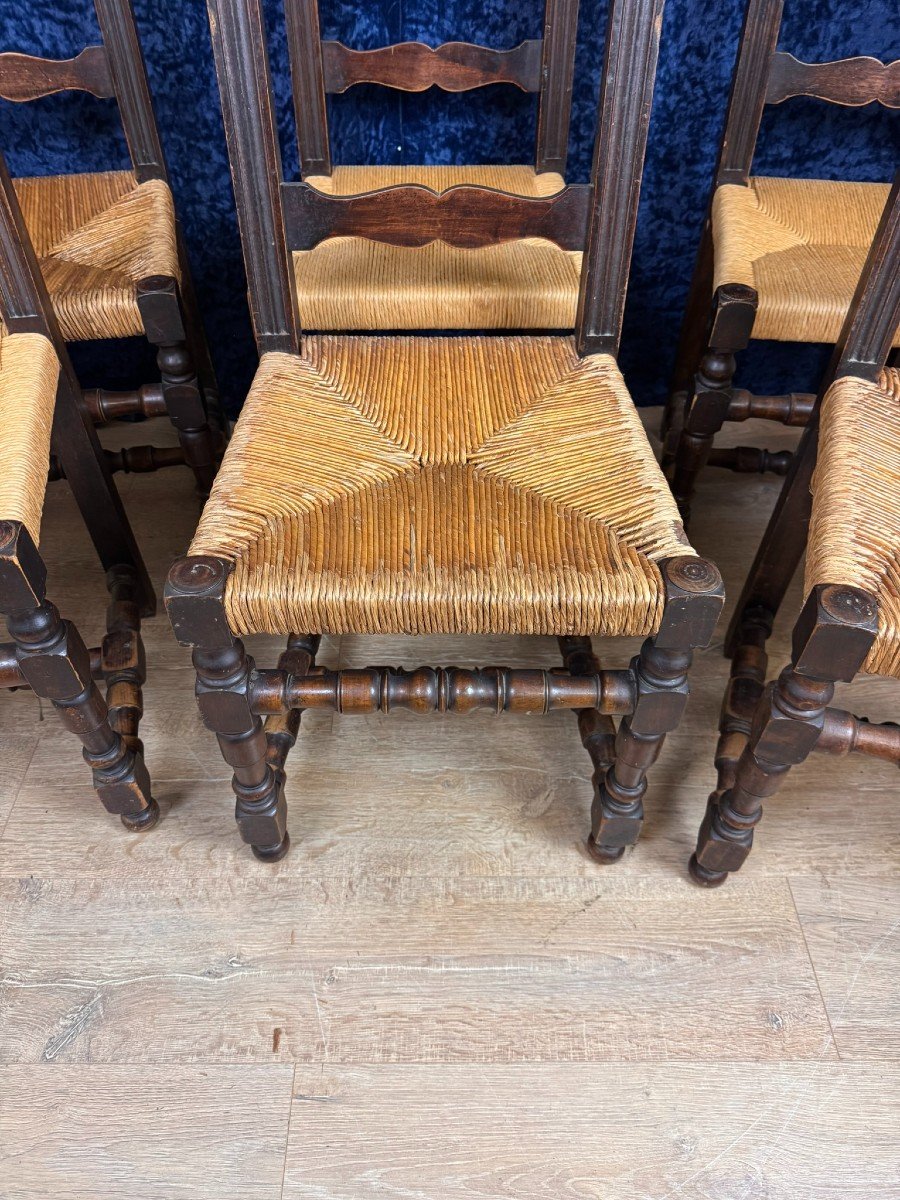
[282,1063,900,1198]
[0,47,113,102]
[791,876,900,1061]
[0,871,831,1063]
[0,1065,294,1198]
[767,52,900,109]
[282,180,590,250]
[321,39,543,93]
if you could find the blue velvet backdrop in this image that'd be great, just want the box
[0,0,897,414]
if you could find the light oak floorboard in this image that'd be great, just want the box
[791,876,900,1061]
[0,871,830,1063]
[0,1064,294,1200]
[283,1062,900,1199]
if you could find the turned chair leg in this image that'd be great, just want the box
[589,557,725,863]
[137,275,220,496]
[669,284,757,524]
[166,555,288,862]
[193,640,289,862]
[691,584,879,886]
[0,522,157,831]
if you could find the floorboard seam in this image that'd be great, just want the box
[788,875,841,1062]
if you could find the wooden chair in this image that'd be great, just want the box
[662,0,899,522]
[286,0,583,331]
[0,151,158,833]
[164,0,725,864]
[691,174,900,886]
[0,0,221,493]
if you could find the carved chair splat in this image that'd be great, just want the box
[284,0,585,332]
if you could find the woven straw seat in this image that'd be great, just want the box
[713,177,898,345]
[293,166,582,331]
[12,170,180,343]
[806,368,900,680]
[0,331,59,544]
[190,335,693,637]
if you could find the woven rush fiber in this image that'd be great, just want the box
[713,177,897,344]
[0,331,59,544]
[806,367,900,679]
[190,334,693,637]
[293,165,582,330]
[12,170,180,342]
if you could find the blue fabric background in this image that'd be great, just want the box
[0,0,896,414]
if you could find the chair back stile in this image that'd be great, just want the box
[831,172,900,384]
[716,0,899,190]
[0,0,169,185]
[284,0,580,179]
[209,0,666,363]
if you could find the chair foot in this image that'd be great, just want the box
[688,851,728,888]
[252,830,291,862]
[586,833,626,864]
[120,797,161,832]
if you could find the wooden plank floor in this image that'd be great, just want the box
[0,412,898,1198]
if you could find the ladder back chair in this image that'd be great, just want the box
[0,0,221,493]
[0,151,159,833]
[165,0,725,865]
[691,174,900,886]
[662,0,899,522]
[287,0,584,331]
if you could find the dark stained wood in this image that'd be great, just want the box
[249,665,637,717]
[322,39,542,94]
[0,153,155,616]
[716,0,783,186]
[0,522,158,831]
[0,46,113,102]
[48,444,186,481]
[93,0,166,181]
[575,0,665,357]
[670,284,758,519]
[817,709,900,763]
[535,0,580,174]
[766,52,900,109]
[136,275,220,495]
[81,383,167,425]
[281,179,590,250]
[206,0,300,352]
[692,587,879,887]
[284,0,331,176]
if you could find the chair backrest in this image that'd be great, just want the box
[716,0,899,187]
[0,0,167,184]
[207,0,666,360]
[285,0,580,178]
[830,172,900,385]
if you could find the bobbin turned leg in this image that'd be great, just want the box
[558,636,618,829]
[669,285,757,524]
[137,275,219,496]
[0,521,157,830]
[691,585,878,886]
[589,557,724,863]
[165,555,288,861]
